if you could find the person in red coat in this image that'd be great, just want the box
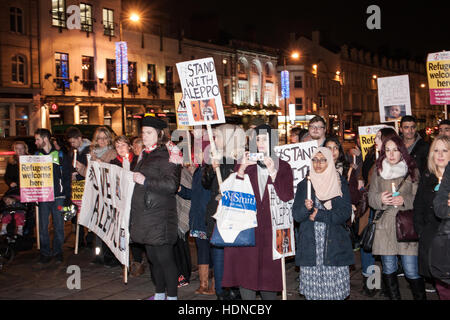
[221,124,294,300]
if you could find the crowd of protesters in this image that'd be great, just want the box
[1,114,450,301]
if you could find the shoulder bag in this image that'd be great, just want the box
[395,174,419,242]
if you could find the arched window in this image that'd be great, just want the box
[11,55,26,84]
[10,7,23,33]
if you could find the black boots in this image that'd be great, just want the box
[382,273,401,300]
[362,276,377,297]
[406,277,427,300]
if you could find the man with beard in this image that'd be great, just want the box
[34,128,72,265]
[400,115,430,173]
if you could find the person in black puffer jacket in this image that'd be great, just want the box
[130,116,181,300]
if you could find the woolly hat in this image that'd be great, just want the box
[141,116,167,130]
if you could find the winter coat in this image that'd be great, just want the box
[178,166,211,237]
[413,170,442,278]
[73,139,91,181]
[129,146,181,246]
[201,158,235,238]
[293,174,354,267]
[4,161,19,188]
[36,147,72,201]
[434,163,450,220]
[110,153,138,171]
[221,159,294,292]
[409,135,429,174]
[368,168,419,256]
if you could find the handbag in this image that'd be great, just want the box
[393,173,419,242]
[355,187,369,219]
[429,220,450,284]
[395,209,419,242]
[210,224,255,247]
[359,209,384,252]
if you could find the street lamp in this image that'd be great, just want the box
[119,13,140,135]
[283,51,300,144]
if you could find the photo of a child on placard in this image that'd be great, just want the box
[384,104,406,121]
[190,98,218,122]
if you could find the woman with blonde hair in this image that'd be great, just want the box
[202,123,246,299]
[4,141,29,189]
[76,127,117,177]
[414,135,450,299]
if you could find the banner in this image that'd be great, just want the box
[427,51,450,105]
[19,155,54,202]
[274,140,318,193]
[358,124,389,160]
[269,185,295,260]
[174,92,191,130]
[71,180,85,214]
[176,57,225,126]
[78,161,135,267]
[377,74,412,123]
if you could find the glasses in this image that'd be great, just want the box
[310,125,325,131]
[312,158,327,164]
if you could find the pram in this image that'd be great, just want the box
[0,187,35,268]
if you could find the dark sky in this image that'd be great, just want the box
[130,0,450,61]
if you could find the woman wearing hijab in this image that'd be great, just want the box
[292,147,353,300]
[221,124,294,300]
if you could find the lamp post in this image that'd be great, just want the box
[118,13,140,135]
[282,51,300,144]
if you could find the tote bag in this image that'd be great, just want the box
[210,173,257,247]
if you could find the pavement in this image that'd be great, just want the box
[0,221,440,301]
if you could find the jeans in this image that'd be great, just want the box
[381,255,420,279]
[211,245,224,294]
[38,198,65,257]
[360,209,376,277]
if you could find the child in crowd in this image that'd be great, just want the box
[0,189,27,236]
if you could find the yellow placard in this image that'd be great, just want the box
[427,59,450,90]
[19,162,53,188]
[71,180,85,201]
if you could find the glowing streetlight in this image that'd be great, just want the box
[130,13,140,22]
[291,51,300,59]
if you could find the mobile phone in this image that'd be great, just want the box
[248,153,264,161]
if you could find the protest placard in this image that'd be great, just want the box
[358,124,390,160]
[71,180,84,213]
[426,51,450,105]
[268,184,295,260]
[274,140,318,193]
[377,75,412,123]
[176,57,225,126]
[19,155,54,202]
[174,92,191,130]
[78,161,135,267]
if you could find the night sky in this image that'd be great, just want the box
[128,0,450,61]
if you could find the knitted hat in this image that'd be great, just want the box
[141,116,167,130]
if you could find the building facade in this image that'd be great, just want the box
[0,0,280,138]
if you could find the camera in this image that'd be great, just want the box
[248,153,264,161]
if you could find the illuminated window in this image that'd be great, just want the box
[51,0,66,27]
[80,3,93,32]
[55,52,69,89]
[103,8,114,36]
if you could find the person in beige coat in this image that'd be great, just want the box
[368,135,425,300]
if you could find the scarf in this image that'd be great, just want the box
[93,146,110,159]
[309,147,342,210]
[379,159,408,180]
